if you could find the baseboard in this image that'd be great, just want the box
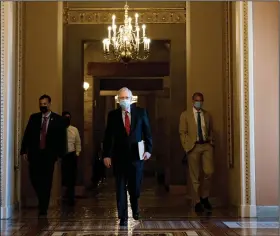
[256,206,279,218]
[239,204,257,217]
[0,204,16,219]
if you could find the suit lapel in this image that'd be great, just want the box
[130,107,136,135]
[36,113,42,135]
[202,110,209,132]
[47,113,54,133]
[117,108,126,134]
[188,110,197,138]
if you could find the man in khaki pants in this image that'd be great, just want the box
[179,92,214,213]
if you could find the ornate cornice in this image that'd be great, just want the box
[63,7,186,24]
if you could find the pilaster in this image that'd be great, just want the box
[233,1,256,217]
[0,1,17,219]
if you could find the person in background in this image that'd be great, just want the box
[179,92,214,213]
[92,142,106,188]
[21,94,66,217]
[62,111,81,206]
[103,87,152,226]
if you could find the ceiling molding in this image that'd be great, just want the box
[63,3,186,25]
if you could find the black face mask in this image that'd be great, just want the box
[64,117,71,127]
[40,106,48,113]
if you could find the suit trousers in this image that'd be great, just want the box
[28,150,55,213]
[188,143,214,203]
[115,160,144,219]
[61,152,77,202]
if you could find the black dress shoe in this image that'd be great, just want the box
[194,202,204,213]
[38,211,47,218]
[133,213,139,220]
[200,197,212,211]
[119,218,128,226]
[67,199,76,206]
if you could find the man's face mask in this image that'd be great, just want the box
[40,106,48,113]
[194,101,203,109]
[119,99,130,110]
[64,117,71,127]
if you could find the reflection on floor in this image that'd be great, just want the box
[1,178,279,236]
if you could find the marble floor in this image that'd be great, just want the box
[1,178,279,236]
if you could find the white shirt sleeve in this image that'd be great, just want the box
[75,128,82,156]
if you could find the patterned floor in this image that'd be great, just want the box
[1,178,279,236]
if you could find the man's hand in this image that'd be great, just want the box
[22,154,28,162]
[103,157,112,168]
[143,152,151,161]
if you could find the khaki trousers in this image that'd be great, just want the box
[188,143,214,203]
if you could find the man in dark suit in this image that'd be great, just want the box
[103,87,152,226]
[21,94,66,217]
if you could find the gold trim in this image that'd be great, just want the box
[63,6,186,24]
[242,1,251,205]
[0,0,5,208]
[224,2,234,168]
[14,1,23,206]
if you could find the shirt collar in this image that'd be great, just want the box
[122,108,130,113]
[42,111,51,118]
[193,107,203,113]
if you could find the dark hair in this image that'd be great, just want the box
[192,92,204,101]
[39,94,51,103]
[62,111,71,117]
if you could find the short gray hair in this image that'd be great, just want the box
[117,87,133,98]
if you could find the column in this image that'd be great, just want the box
[21,2,63,207]
[0,2,17,219]
[232,1,256,217]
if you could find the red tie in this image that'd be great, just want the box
[40,116,48,149]
[125,111,130,135]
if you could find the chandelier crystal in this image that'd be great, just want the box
[102,2,151,64]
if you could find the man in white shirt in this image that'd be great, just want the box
[62,111,81,205]
[179,92,214,213]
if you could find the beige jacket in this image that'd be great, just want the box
[179,109,214,153]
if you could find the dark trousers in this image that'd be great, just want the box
[92,157,106,185]
[28,150,55,213]
[61,152,77,201]
[115,160,144,219]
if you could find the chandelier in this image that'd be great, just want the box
[102,2,151,64]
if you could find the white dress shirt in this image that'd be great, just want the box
[192,107,206,141]
[67,125,81,156]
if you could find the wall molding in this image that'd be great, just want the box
[63,3,186,24]
[224,2,234,169]
[14,1,23,210]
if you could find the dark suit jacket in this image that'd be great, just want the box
[103,106,152,164]
[20,112,66,161]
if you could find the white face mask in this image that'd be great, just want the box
[119,99,130,110]
[194,101,203,109]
